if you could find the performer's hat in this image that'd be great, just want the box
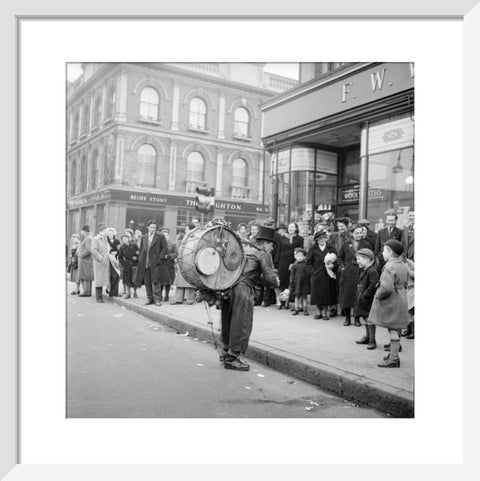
[256,226,276,243]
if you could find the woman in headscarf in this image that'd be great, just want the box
[306,230,337,319]
[69,234,81,295]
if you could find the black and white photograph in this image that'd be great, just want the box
[66,61,415,419]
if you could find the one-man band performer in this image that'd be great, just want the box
[220,225,279,371]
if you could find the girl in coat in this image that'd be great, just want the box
[117,234,139,299]
[306,230,337,320]
[369,240,410,368]
[288,248,310,316]
[274,222,304,309]
[353,248,380,349]
[337,225,373,326]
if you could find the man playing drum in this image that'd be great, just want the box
[220,226,279,371]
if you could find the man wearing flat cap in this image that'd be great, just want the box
[77,225,94,297]
[221,225,279,371]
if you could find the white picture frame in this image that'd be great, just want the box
[2,0,478,478]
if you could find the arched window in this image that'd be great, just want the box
[186,151,205,181]
[93,97,102,127]
[82,104,90,134]
[139,87,159,120]
[232,158,248,186]
[189,97,207,129]
[106,87,116,119]
[72,113,79,141]
[80,155,88,192]
[137,144,157,187]
[234,107,250,137]
[70,160,77,194]
[91,149,99,189]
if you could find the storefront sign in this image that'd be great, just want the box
[262,63,414,139]
[80,188,271,214]
[340,186,384,202]
[67,190,111,209]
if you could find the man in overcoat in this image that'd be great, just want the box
[402,210,415,261]
[135,219,169,306]
[374,213,403,269]
[77,225,94,297]
[91,224,110,303]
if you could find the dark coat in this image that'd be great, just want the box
[402,225,415,261]
[274,234,304,290]
[69,247,79,283]
[306,243,337,306]
[369,257,410,329]
[365,229,377,250]
[117,243,139,287]
[164,240,178,285]
[338,238,373,308]
[353,263,380,318]
[135,232,169,287]
[328,231,351,254]
[289,260,310,296]
[374,226,403,256]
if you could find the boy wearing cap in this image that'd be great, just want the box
[353,248,379,349]
[369,240,410,367]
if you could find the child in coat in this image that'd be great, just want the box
[353,248,380,349]
[289,248,310,316]
[369,240,410,368]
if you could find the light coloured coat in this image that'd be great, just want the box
[77,235,94,281]
[91,233,110,288]
[369,257,410,329]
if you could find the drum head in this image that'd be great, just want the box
[223,241,243,271]
[195,246,221,275]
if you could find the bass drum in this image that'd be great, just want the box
[177,224,245,291]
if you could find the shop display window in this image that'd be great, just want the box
[367,146,414,230]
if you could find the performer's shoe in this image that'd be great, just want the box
[154,300,162,306]
[218,349,228,363]
[377,357,400,368]
[144,300,154,305]
[224,356,250,371]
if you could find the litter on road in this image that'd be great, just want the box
[195,363,204,367]
[305,406,314,411]
[257,374,265,378]
[244,386,252,390]
[113,314,123,318]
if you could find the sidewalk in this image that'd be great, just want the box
[105,285,414,418]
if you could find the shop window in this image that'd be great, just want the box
[139,87,159,120]
[91,149,99,189]
[367,146,414,229]
[189,97,207,130]
[234,107,250,137]
[341,149,360,184]
[80,155,87,192]
[106,87,116,119]
[136,144,157,187]
[93,97,102,128]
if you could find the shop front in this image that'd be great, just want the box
[262,62,414,232]
[67,187,269,239]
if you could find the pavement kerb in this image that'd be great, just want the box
[111,297,414,418]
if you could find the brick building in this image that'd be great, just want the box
[66,63,297,238]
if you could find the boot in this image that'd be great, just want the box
[378,340,400,367]
[406,321,414,339]
[133,289,138,298]
[356,325,369,344]
[367,324,376,350]
[343,308,351,326]
[354,316,362,327]
[164,286,170,303]
[224,354,250,371]
[384,343,402,352]
[125,286,131,299]
[401,323,412,337]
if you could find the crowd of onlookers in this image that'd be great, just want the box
[68,209,414,367]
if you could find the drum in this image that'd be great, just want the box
[177,224,245,291]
